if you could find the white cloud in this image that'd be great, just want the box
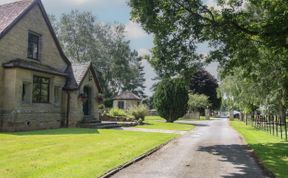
[206,0,217,8]
[125,20,148,40]
[137,48,151,57]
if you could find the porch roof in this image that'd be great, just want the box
[3,58,68,77]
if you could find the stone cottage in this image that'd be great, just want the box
[0,0,102,131]
[113,92,141,110]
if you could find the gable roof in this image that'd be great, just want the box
[65,62,102,93]
[114,92,141,101]
[0,0,32,35]
[0,0,71,65]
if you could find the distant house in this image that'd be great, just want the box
[113,92,141,110]
[0,0,102,131]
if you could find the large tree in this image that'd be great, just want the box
[190,69,221,110]
[129,0,288,121]
[153,78,189,122]
[50,11,145,98]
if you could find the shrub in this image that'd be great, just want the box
[129,104,149,120]
[97,104,105,110]
[108,108,127,117]
[104,98,113,108]
[153,78,189,122]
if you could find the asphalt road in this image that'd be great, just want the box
[111,118,267,178]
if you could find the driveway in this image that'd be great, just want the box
[111,118,268,178]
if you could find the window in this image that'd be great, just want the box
[22,82,31,103]
[54,86,61,105]
[32,76,50,103]
[28,32,40,60]
[118,101,124,109]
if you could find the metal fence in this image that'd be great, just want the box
[244,115,288,141]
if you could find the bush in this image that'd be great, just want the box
[97,104,105,110]
[104,98,113,108]
[108,108,127,117]
[153,78,188,122]
[128,104,149,120]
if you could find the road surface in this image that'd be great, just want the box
[111,118,267,178]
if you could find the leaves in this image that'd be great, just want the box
[50,11,145,97]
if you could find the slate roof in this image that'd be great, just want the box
[0,0,33,37]
[72,62,91,85]
[3,58,68,77]
[64,62,102,92]
[114,92,141,100]
[0,0,102,93]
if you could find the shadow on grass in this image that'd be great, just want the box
[249,142,288,178]
[176,121,209,127]
[2,128,100,136]
[197,144,269,178]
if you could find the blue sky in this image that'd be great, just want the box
[2,0,218,96]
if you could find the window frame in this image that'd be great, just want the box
[118,101,124,109]
[27,31,40,60]
[32,76,50,103]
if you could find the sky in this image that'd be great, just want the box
[1,0,218,96]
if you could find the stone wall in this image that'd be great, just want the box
[0,4,68,111]
[0,4,69,131]
[68,68,100,127]
[0,68,66,131]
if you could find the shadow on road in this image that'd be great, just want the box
[197,144,269,178]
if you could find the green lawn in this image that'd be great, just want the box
[0,128,177,178]
[136,116,195,131]
[180,116,207,120]
[231,120,288,178]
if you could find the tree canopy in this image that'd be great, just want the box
[190,69,221,110]
[129,0,288,120]
[50,11,146,98]
[188,93,211,112]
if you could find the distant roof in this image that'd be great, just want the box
[65,62,102,92]
[3,58,67,77]
[114,92,141,100]
[0,0,33,35]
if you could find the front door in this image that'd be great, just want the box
[83,86,91,116]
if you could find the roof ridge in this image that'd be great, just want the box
[0,0,33,7]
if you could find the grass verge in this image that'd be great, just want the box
[0,128,177,178]
[136,116,195,131]
[231,120,288,178]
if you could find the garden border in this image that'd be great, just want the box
[100,137,177,178]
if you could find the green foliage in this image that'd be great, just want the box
[188,94,211,111]
[50,11,145,97]
[108,108,128,117]
[104,98,113,108]
[128,104,149,120]
[129,0,288,119]
[153,78,189,122]
[190,69,221,110]
[97,104,105,110]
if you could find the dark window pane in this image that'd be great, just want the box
[32,76,49,103]
[118,101,124,109]
[28,33,39,60]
